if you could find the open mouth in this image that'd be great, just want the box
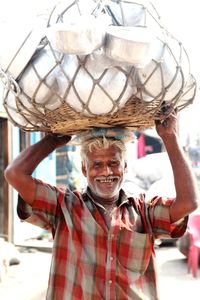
[95,177,119,184]
[97,179,115,183]
[92,177,121,197]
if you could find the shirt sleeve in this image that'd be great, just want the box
[18,179,65,231]
[147,196,188,239]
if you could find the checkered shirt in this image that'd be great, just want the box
[19,179,187,300]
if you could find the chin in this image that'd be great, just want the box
[89,182,122,199]
[94,189,120,199]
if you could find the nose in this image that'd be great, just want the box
[101,165,113,176]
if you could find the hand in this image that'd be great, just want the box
[155,108,178,140]
[44,134,71,149]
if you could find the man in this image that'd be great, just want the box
[4,110,199,299]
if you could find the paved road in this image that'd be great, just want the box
[0,244,199,300]
[156,245,200,300]
[0,248,50,300]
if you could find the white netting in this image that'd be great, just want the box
[0,0,197,134]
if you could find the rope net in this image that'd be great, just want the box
[1,0,197,134]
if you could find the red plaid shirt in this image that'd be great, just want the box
[22,179,187,300]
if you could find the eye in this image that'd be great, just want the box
[109,161,120,167]
[93,162,102,168]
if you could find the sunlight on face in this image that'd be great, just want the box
[82,146,127,201]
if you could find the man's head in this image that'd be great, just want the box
[80,136,127,202]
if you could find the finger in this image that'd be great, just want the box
[155,119,162,126]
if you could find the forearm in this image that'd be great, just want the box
[4,134,70,205]
[163,134,199,222]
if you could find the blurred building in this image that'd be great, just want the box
[0,98,10,241]
[136,130,162,158]
[56,144,81,191]
[0,95,57,243]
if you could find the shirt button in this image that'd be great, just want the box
[109,280,112,285]
[110,256,113,261]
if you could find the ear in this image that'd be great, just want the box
[124,161,128,173]
[81,162,87,177]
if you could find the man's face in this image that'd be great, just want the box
[82,146,127,201]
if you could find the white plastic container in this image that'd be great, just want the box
[135,35,191,102]
[105,26,154,67]
[47,15,109,55]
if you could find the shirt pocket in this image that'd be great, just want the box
[117,229,152,280]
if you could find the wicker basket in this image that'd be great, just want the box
[1,0,197,135]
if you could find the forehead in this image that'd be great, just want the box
[86,146,122,161]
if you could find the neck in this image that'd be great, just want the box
[88,188,120,209]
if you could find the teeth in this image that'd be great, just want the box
[99,180,113,183]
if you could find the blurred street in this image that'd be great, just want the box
[0,247,50,300]
[0,243,200,300]
[157,244,200,300]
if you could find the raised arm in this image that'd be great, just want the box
[4,134,71,205]
[155,110,199,223]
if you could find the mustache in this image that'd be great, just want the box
[94,176,120,181]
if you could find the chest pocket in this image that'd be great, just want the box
[117,229,152,281]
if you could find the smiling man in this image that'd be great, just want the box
[4,111,199,300]
[81,143,126,206]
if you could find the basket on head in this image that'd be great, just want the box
[1,0,197,135]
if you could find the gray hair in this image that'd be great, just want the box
[80,136,127,164]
